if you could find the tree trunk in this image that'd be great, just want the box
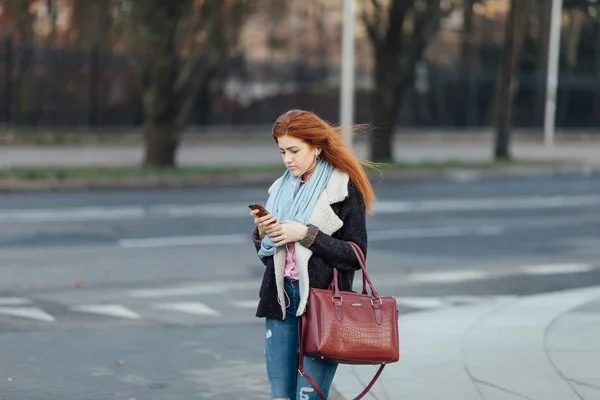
[143,123,180,167]
[140,68,180,167]
[456,0,477,126]
[370,50,400,162]
[73,0,110,49]
[593,20,600,124]
[558,9,584,125]
[5,0,35,125]
[370,98,395,162]
[494,0,531,160]
[533,0,551,125]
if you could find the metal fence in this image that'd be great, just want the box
[2,36,600,130]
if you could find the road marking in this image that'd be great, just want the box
[127,264,599,300]
[374,195,600,214]
[0,307,55,322]
[445,295,518,304]
[120,225,504,249]
[152,302,221,316]
[119,234,247,248]
[232,300,259,309]
[443,295,492,305]
[129,286,225,298]
[519,263,595,275]
[369,225,503,241]
[0,297,31,306]
[394,297,446,309]
[395,295,519,310]
[3,194,600,224]
[0,203,250,224]
[128,281,257,298]
[70,304,141,320]
[150,203,250,218]
[488,295,519,302]
[0,207,145,223]
[407,269,490,283]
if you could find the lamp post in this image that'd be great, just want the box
[340,0,355,148]
[544,0,563,148]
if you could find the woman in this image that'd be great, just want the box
[249,109,376,400]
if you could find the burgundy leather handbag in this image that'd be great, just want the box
[298,241,400,400]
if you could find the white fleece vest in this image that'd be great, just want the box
[267,169,349,319]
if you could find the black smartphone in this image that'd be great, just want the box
[248,203,269,218]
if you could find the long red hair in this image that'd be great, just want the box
[272,109,376,215]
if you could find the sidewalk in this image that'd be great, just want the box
[1,135,600,168]
[1,134,599,192]
[333,286,600,400]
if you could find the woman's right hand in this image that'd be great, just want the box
[250,209,278,240]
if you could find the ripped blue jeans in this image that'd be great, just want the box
[264,278,338,400]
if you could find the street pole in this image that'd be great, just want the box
[340,0,355,148]
[544,0,563,148]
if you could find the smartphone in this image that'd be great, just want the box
[248,203,269,218]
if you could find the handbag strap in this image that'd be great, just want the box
[298,314,386,400]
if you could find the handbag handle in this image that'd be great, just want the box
[331,241,380,301]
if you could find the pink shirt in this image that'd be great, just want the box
[284,174,312,280]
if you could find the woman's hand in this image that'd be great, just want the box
[250,209,277,240]
[269,220,309,247]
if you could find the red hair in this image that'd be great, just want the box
[272,109,376,215]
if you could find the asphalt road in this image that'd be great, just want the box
[0,172,598,399]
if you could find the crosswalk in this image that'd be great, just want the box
[0,292,515,326]
[1,262,596,327]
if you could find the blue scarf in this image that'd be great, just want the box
[258,161,334,258]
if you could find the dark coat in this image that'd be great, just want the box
[251,180,368,319]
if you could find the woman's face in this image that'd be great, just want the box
[277,135,319,177]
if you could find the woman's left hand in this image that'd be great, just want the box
[269,220,309,247]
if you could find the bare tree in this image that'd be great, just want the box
[558,6,585,122]
[112,0,248,167]
[494,0,533,160]
[456,0,480,126]
[72,0,111,50]
[562,0,600,122]
[361,0,447,162]
[2,0,35,124]
[533,0,552,124]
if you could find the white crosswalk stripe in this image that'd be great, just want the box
[393,297,446,309]
[70,304,141,320]
[232,300,260,309]
[152,302,222,317]
[0,297,31,306]
[0,306,55,322]
[518,263,594,275]
[393,295,517,310]
[407,270,490,283]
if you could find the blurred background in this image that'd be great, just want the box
[0,1,598,399]
[2,0,600,130]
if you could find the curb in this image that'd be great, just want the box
[0,164,597,194]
